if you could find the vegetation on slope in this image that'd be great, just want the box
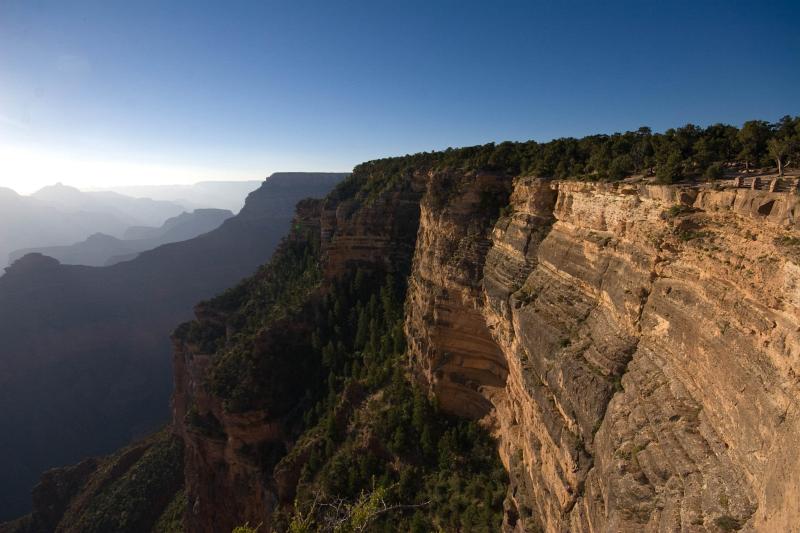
[180,213,507,531]
[185,261,508,531]
[271,271,508,532]
[0,430,185,533]
[66,431,184,533]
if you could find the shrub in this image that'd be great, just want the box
[704,162,724,180]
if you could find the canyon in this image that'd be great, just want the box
[172,167,800,531]
[6,166,800,532]
[0,173,345,522]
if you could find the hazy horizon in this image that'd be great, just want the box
[0,177,266,196]
[2,1,797,198]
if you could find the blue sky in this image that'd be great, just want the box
[1,0,798,193]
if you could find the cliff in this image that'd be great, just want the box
[407,176,800,532]
[174,167,800,532]
[171,165,508,532]
[9,157,800,532]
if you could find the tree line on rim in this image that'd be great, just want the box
[347,115,799,186]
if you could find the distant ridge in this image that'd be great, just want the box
[0,172,346,521]
[0,184,186,268]
[99,180,266,213]
[8,208,234,267]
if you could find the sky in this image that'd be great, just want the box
[0,0,798,194]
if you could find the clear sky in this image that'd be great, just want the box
[1,0,798,194]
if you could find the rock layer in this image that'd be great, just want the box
[407,178,800,532]
[171,169,800,532]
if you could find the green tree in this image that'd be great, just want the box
[703,162,724,181]
[767,138,791,176]
[607,154,633,181]
[737,120,771,169]
[656,151,683,184]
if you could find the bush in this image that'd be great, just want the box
[232,524,260,533]
[656,153,683,184]
[703,162,724,180]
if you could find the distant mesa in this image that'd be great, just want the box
[0,183,185,269]
[98,180,267,214]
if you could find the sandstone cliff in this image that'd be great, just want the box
[167,166,800,532]
[128,168,800,532]
[407,176,800,532]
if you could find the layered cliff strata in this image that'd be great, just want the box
[405,171,513,418]
[406,177,800,532]
[170,166,800,532]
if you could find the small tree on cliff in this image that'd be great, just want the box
[767,116,800,176]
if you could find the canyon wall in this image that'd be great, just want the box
[406,177,800,532]
[172,175,427,532]
[10,160,800,532]
[171,167,800,532]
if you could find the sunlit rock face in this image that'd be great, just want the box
[173,166,800,532]
[404,171,514,418]
[408,178,800,532]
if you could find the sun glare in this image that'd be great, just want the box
[0,145,255,194]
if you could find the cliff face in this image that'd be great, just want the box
[405,171,514,418]
[171,166,800,532]
[407,177,800,532]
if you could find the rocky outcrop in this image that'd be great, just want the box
[319,172,426,279]
[406,178,800,532]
